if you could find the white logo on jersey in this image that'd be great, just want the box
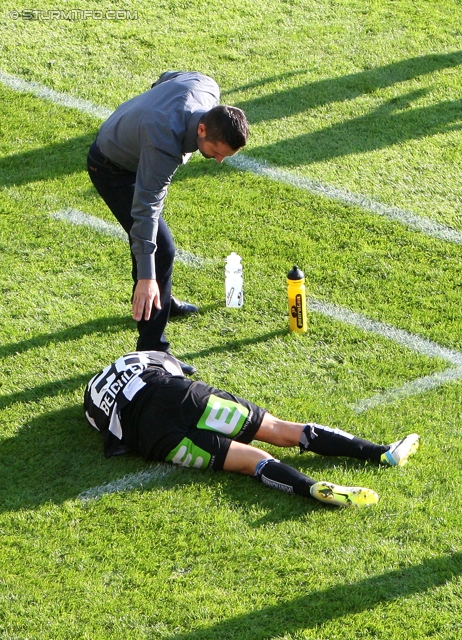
[89,353,150,416]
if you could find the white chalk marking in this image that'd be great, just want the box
[52,208,126,239]
[353,367,462,413]
[309,299,462,366]
[1,69,461,246]
[52,208,208,267]
[309,298,462,412]
[78,465,173,501]
[0,69,112,120]
[227,155,462,246]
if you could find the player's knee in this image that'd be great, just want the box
[224,442,272,475]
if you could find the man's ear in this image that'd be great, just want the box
[197,122,207,138]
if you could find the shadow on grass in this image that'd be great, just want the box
[234,50,462,167]
[0,316,134,415]
[0,320,299,514]
[249,95,462,167]
[0,403,119,513]
[0,318,287,412]
[235,51,462,124]
[3,52,461,192]
[2,404,458,637]
[1,399,372,524]
[0,315,134,362]
[0,400,333,518]
[181,328,288,361]
[0,131,97,187]
[168,551,462,640]
[0,328,346,517]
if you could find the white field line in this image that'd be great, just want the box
[2,68,461,246]
[0,69,112,119]
[78,465,173,501]
[309,299,462,366]
[309,299,462,413]
[352,367,462,413]
[52,208,209,268]
[227,156,462,246]
[52,208,126,240]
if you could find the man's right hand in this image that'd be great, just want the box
[132,279,161,321]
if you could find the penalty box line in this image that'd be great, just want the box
[309,299,462,413]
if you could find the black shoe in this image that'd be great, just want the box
[169,296,199,317]
[165,350,197,376]
[177,359,197,376]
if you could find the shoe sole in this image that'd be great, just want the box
[310,482,379,507]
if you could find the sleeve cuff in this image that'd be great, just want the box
[136,254,156,281]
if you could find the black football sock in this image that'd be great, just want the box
[299,423,388,462]
[254,459,315,498]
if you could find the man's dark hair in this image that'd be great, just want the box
[199,105,249,150]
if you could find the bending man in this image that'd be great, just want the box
[84,351,420,507]
[87,71,249,374]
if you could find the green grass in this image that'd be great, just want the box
[1,1,462,638]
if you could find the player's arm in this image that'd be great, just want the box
[132,279,161,321]
[130,144,180,321]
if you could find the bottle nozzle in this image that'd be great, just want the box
[287,265,304,280]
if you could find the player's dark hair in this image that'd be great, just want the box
[199,105,249,150]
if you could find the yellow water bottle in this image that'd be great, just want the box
[287,265,307,333]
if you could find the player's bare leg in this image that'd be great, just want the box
[222,440,378,507]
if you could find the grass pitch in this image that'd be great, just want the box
[0,1,461,638]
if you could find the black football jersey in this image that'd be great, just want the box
[84,351,184,453]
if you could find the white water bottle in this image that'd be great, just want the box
[225,252,243,308]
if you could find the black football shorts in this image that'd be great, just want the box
[120,376,267,470]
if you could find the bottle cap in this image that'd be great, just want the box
[287,265,304,280]
[226,252,241,262]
